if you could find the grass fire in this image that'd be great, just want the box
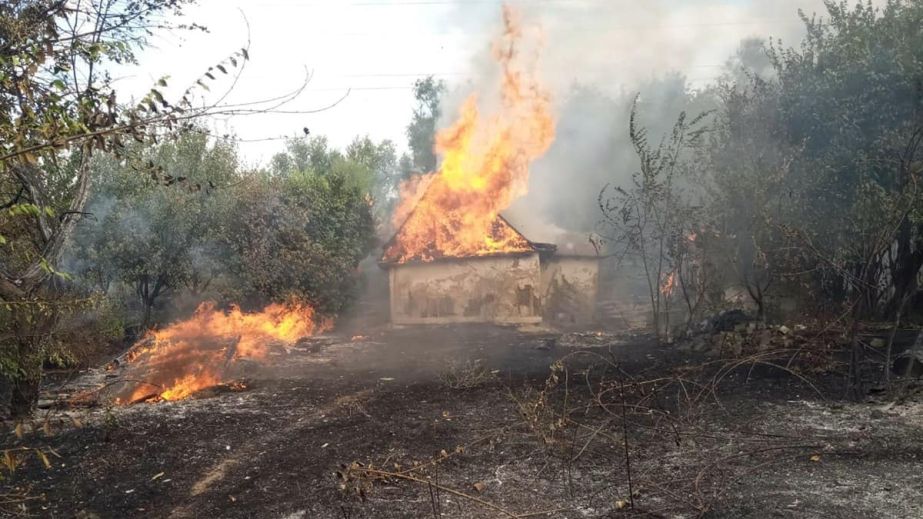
[112,301,330,404]
[3,1,923,518]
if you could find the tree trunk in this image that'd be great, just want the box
[885,221,923,318]
[846,297,864,400]
[0,374,12,419]
[9,375,41,418]
[142,300,154,330]
[0,155,92,416]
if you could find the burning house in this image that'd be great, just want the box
[379,215,600,326]
[376,7,600,327]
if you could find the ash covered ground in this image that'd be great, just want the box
[3,326,922,518]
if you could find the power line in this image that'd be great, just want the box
[337,64,725,77]
[253,0,625,8]
[271,21,803,42]
[313,86,415,91]
[340,72,467,77]
[347,0,604,5]
[303,76,732,92]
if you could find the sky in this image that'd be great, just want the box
[116,0,852,166]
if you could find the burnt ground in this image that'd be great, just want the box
[3,326,923,519]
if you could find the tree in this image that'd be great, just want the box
[219,168,376,316]
[0,0,222,296]
[721,37,774,86]
[76,131,238,327]
[270,136,338,177]
[0,0,188,417]
[230,134,377,313]
[766,0,923,320]
[700,79,793,320]
[599,98,710,340]
[273,134,399,234]
[346,136,400,227]
[0,0,246,417]
[691,1,923,392]
[68,129,376,333]
[696,1,923,322]
[405,76,446,174]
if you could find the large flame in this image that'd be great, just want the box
[383,6,555,263]
[114,301,330,404]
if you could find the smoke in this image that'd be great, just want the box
[432,0,879,242]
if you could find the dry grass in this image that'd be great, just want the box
[438,359,497,390]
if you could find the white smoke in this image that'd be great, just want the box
[432,0,885,241]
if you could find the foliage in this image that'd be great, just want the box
[346,136,401,224]
[0,0,247,417]
[603,1,923,347]
[699,79,795,318]
[405,76,446,175]
[271,135,398,228]
[757,0,923,319]
[599,98,710,340]
[220,164,376,316]
[67,131,377,327]
[0,0,215,290]
[72,130,238,326]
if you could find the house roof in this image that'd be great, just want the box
[379,213,556,266]
[498,220,602,258]
[545,232,602,257]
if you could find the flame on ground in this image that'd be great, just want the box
[114,301,330,404]
[383,6,555,263]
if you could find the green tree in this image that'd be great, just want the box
[700,79,792,319]
[229,134,378,313]
[0,0,216,417]
[271,136,339,177]
[767,0,923,318]
[405,76,446,174]
[693,1,923,390]
[77,131,238,327]
[219,169,375,316]
[346,136,400,224]
[273,135,399,230]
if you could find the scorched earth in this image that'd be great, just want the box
[3,326,923,519]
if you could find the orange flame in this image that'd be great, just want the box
[660,272,677,297]
[383,6,555,263]
[114,301,330,404]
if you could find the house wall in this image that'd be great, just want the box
[388,253,543,325]
[541,256,600,326]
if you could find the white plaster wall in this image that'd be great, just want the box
[541,257,600,325]
[389,253,543,325]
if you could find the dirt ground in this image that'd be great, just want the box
[3,325,922,518]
